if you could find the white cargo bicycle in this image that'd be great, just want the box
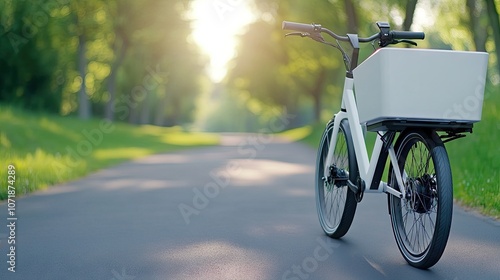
[283,20,488,268]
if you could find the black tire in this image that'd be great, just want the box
[316,119,358,238]
[388,129,453,269]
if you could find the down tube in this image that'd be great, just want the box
[342,78,369,180]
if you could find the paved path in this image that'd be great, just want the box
[1,134,499,279]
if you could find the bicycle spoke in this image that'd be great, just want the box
[316,121,357,238]
[394,136,441,257]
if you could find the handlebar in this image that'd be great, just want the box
[282,20,425,75]
[283,21,378,42]
[282,21,318,34]
[282,20,425,45]
[390,30,425,40]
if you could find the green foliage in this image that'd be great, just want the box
[108,0,204,125]
[0,0,68,112]
[227,0,500,129]
[0,0,204,126]
[195,85,262,132]
[0,106,219,200]
[229,0,350,124]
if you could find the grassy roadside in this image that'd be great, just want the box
[281,87,500,218]
[0,106,219,200]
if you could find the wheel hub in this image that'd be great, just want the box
[322,165,348,191]
[406,174,435,214]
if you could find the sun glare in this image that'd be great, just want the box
[412,0,436,31]
[190,0,256,82]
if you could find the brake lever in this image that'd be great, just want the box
[285,32,310,38]
[310,32,326,43]
[285,31,326,44]
[395,39,418,46]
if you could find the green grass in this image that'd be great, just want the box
[446,86,500,218]
[0,106,219,200]
[281,86,500,218]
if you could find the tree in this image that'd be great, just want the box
[467,0,488,52]
[0,0,67,112]
[105,0,202,126]
[76,30,90,119]
[403,0,419,30]
[344,0,359,33]
[70,0,101,120]
[0,0,203,127]
[105,37,128,121]
[229,0,349,125]
[485,0,500,74]
[104,0,129,121]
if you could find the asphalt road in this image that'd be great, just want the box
[1,134,499,280]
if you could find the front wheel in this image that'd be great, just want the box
[388,129,453,269]
[316,119,358,239]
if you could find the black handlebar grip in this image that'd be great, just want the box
[390,31,425,40]
[282,21,316,33]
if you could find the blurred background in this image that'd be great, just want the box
[0,0,498,130]
[0,0,499,215]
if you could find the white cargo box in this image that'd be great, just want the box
[353,48,489,130]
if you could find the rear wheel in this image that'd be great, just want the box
[389,129,453,269]
[316,119,358,238]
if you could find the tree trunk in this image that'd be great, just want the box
[485,0,500,75]
[311,67,328,122]
[154,85,171,126]
[403,0,419,30]
[105,66,117,121]
[105,38,128,121]
[139,94,152,124]
[129,102,140,124]
[77,33,91,120]
[165,96,180,127]
[343,0,359,33]
[467,0,488,52]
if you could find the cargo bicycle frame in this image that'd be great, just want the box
[326,77,406,198]
[282,20,488,269]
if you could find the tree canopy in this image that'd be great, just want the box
[225,0,500,127]
[0,0,204,126]
[0,0,499,130]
